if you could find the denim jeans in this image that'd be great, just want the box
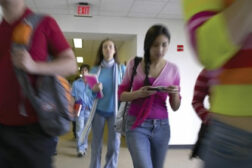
[126,116,170,168]
[89,113,120,168]
[76,109,90,153]
[203,119,252,168]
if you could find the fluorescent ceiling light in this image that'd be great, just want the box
[73,38,82,48]
[76,56,84,63]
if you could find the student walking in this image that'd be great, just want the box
[119,25,181,168]
[72,64,96,157]
[0,0,77,167]
[89,39,125,168]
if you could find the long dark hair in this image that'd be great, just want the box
[143,24,171,86]
[94,38,119,66]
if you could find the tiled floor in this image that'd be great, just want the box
[54,133,202,168]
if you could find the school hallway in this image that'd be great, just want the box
[54,132,202,168]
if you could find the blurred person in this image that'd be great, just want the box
[192,69,211,124]
[119,24,181,168]
[183,0,252,167]
[72,64,96,157]
[0,0,77,168]
[89,39,126,168]
[191,69,211,159]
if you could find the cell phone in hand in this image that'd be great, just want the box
[147,87,167,92]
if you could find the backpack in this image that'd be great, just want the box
[12,13,74,136]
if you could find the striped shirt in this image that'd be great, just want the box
[192,69,209,123]
[183,0,252,117]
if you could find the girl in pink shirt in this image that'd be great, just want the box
[119,24,181,168]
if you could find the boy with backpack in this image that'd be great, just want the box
[0,0,77,168]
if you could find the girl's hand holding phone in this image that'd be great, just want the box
[166,85,179,94]
[136,86,157,98]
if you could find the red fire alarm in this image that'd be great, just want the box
[177,45,184,52]
[76,2,91,17]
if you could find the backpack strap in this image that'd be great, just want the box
[128,56,142,91]
[12,14,45,117]
[12,13,45,50]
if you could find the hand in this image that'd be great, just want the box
[92,83,103,92]
[166,85,180,94]
[11,48,38,74]
[136,86,157,98]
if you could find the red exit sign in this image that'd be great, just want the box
[76,3,91,17]
[177,45,184,52]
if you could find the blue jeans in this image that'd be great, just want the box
[76,110,90,153]
[89,113,120,168]
[126,116,170,168]
[203,119,252,168]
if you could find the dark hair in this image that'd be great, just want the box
[143,24,171,86]
[80,64,90,72]
[94,38,119,66]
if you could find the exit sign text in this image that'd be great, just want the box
[76,5,91,17]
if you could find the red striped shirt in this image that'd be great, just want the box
[192,69,210,123]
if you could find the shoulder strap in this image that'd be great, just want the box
[24,14,45,49]
[129,57,142,90]
[12,13,45,50]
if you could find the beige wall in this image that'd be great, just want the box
[118,38,137,65]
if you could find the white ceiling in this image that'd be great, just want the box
[23,0,183,19]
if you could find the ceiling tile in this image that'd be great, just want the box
[160,1,182,14]
[37,8,70,15]
[128,12,157,18]
[68,0,101,5]
[158,13,183,19]
[34,0,68,9]
[129,1,165,15]
[99,11,128,17]
[100,0,134,13]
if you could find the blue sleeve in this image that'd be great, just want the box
[86,85,96,109]
[87,85,97,100]
[89,66,99,96]
[90,66,98,74]
[71,81,77,99]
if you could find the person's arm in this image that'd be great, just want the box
[71,81,77,100]
[120,86,157,102]
[92,83,103,93]
[118,59,156,102]
[191,70,209,123]
[169,91,181,111]
[118,58,135,101]
[12,48,77,76]
[167,69,181,111]
[183,0,252,69]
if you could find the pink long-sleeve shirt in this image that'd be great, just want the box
[118,58,181,119]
